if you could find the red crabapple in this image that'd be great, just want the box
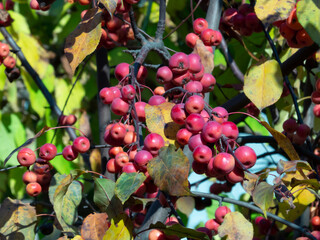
[99,87,114,104]
[211,30,222,46]
[215,206,231,224]
[314,104,320,118]
[121,84,136,101]
[185,81,203,93]
[205,219,220,235]
[115,62,130,81]
[172,71,190,86]
[3,56,16,69]
[201,121,222,143]
[192,160,208,174]
[238,3,254,16]
[123,131,137,145]
[171,103,186,125]
[107,158,121,173]
[17,148,36,167]
[312,91,320,104]
[226,167,244,183]
[279,22,295,40]
[0,42,10,58]
[190,65,204,81]
[62,145,79,161]
[185,95,205,114]
[22,171,37,185]
[245,13,260,30]
[296,124,310,138]
[193,145,212,164]
[111,97,130,115]
[148,229,166,240]
[115,152,129,168]
[188,134,207,152]
[110,123,127,141]
[148,95,166,106]
[134,150,153,171]
[222,121,239,139]
[212,153,235,175]
[234,146,257,169]
[169,52,189,74]
[110,86,121,99]
[144,133,165,156]
[222,8,238,26]
[156,66,173,84]
[193,18,208,34]
[137,65,148,83]
[286,8,302,31]
[26,182,42,197]
[73,136,90,153]
[200,73,216,92]
[212,107,228,123]
[282,118,298,133]
[233,13,246,30]
[133,101,146,122]
[185,113,205,134]
[122,162,138,173]
[176,128,192,146]
[188,53,202,73]
[200,28,216,46]
[185,33,200,48]
[39,143,57,161]
[30,0,40,9]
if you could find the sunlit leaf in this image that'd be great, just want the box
[176,197,195,216]
[103,214,133,240]
[0,198,36,239]
[81,213,109,240]
[94,178,123,219]
[244,60,283,110]
[149,222,210,240]
[218,212,253,240]
[277,186,315,230]
[115,172,146,204]
[64,7,102,75]
[193,39,214,73]
[90,149,102,173]
[242,172,259,195]
[290,178,320,189]
[261,121,300,160]
[252,182,275,217]
[255,0,295,27]
[147,144,190,196]
[145,102,181,145]
[297,0,320,46]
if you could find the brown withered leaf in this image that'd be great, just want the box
[81,213,109,240]
[193,39,214,73]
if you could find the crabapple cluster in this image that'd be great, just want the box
[0,42,20,82]
[282,118,310,145]
[157,52,216,94]
[275,6,313,48]
[220,3,262,37]
[205,206,231,236]
[172,102,257,185]
[185,18,222,52]
[17,136,90,197]
[0,1,14,26]
[312,78,320,118]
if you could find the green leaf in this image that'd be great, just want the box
[147,144,191,196]
[244,60,283,110]
[52,172,84,233]
[252,182,275,217]
[218,212,254,240]
[115,172,146,204]
[103,214,133,240]
[255,0,295,27]
[64,7,102,75]
[297,0,320,46]
[0,198,36,239]
[94,178,123,219]
[149,222,210,240]
[8,167,25,199]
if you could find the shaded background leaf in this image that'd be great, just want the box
[252,182,275,217]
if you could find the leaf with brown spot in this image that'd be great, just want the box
[193,39,214,73]
[103,214,133,240]
[255,0,296,27]
[218,212,253,240]
[147,144,190,196]
[64,7,103,75]
[0,198,37,240]
[277,159,312,175]
[261,121,300,160]
[81,213,109,240]
[100,0,117,16]
[145,102,181,145]
[244,60,283,110]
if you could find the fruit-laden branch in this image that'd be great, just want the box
[192,191,317,240]
[0,27,77,141]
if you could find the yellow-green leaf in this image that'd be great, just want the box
[100,0,117,16]
[81,213,109,240]
[145,102,181,145]
[244,60,283,110]
[261,121,300,160]
[64,7,102,75]
[252,182,275,217]
[147,144,190,196]
[103,214,133,240]
[297,0,320,47]
[218,212,254,240]
[277,159,312,174]
[255,0,295,27]
[176,197,195,216]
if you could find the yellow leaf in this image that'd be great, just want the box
[261,121,299,160]
[244,60,283,110]
[103,214,133,240]
[72,236,84,240]
[64,8,102,75]
[90,149,101,173]
[145,102,181,145]
[193,39,214,73]
[277,186,315,230]
[176,197,195,216]
[255,0,296,27]
[219,212,254,240]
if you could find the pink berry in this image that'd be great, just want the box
[73,136,90,153]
